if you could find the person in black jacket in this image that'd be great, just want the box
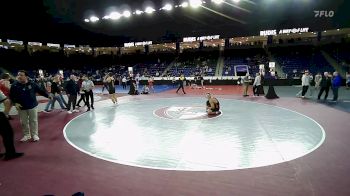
[317,72,332,100]
[105,72,118,104]
[9,70,51,142]
[44,75,66,112]
[0,90,24,160]
[76,75,86,107]
[65,74,80,113]
[128,80,138,95]
[176,74,186,94]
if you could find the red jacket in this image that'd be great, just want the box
[0,79,10,96]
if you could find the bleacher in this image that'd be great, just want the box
[1,42,349,80]
[270,45,334,77]
[322,43,350,73]
[169,50,218,77]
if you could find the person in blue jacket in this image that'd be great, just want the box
[331,72,342,101]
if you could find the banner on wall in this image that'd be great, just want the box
[64,44,76,48]
[183,35,220,42]
[47,43,60,48]
[28,42,42,46]
[260,28,309,36]
[7,39,23,45]
[124,41,152,48]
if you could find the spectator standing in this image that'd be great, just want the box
[10,70,51,142]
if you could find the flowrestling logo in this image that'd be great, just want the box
[314,10,334,18]
[154,106,222,120]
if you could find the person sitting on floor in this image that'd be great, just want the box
[141,85,149,94]
[206,93,221,115]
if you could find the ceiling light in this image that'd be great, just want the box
[181,2,189,7]
[135,10,143,15]
[89,16,99,22]
[110,12,121,20]
[212,0,224,4]
[145,7,156,14]
[163,4,173,11]
[189,0,202,8]
[123,10,131,18]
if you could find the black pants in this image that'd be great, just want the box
[332,87,339,101]
[122,82,127,89]
[265,85,279,99]
[176,84,186,94]
[102,83,108,92]
[301,86,309,96]
[77,94,86,106]
[0,112,16,155]
[253,85,261,96]
[67,95,77,111]
[85,90,94,108]
[318,87,330,100]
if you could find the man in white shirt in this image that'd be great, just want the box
[345,72,350,89]
[141,85,149,94]
[122,76,127,89]
[301,70,311,98]
[253,73,262,96]
[81,75,95,111]
[135,74,140,90]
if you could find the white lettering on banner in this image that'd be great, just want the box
[198,35,220,41]
[260,30,277,36]
[124,41,152,47]
[260,28,309,36]
[302,28,309,32]
[183,35,220,42]
[183,37,196,42]
[135,41,152,46]
[124,42,135,47]
[47,43,60,48]
[64,44,76,48]
[28,42,42,46]
[7,39,24,45]
[282,29,290,34]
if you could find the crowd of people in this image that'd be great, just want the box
[0,68,162,140]
[237,70,345,102]
[0,70,102,149]
[297,70,343,101]
[0,66,347,161]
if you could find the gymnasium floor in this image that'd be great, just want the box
[0,85,349,196]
